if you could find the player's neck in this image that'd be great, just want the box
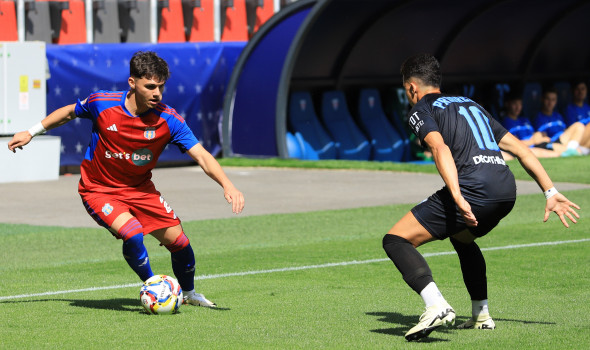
[418,88,441,101]
[540,107,553,116]
[506,112,519,120]
[125,91,148,116]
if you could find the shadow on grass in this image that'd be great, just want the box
[0,298,230,313]
[494,317,556,325]
[367,311,557,342]
[366,311,452,343]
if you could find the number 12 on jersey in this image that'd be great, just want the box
[458,106,499,151]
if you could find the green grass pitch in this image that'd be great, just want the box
[0,165,588,348]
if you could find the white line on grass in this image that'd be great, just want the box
[1,238,589,302]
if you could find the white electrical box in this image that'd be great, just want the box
[0,42,61,183]
[0,41,47,134]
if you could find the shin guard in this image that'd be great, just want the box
[165,232,195,292]
[450,238,487,300]
[382,234,434,294]
[120,218,153,281]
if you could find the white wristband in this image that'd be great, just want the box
[27,122,46,137]
[544,187,558,200]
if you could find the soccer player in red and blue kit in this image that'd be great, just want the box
[8,51,245,307]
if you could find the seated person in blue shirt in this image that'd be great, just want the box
[500,92,563,158]
[565,81,590,155]
[565,81,590,126]
[534,87,587,156]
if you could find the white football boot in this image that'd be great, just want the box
[456,313,496,330]
[405,302,456,341]
[183,290,217,308]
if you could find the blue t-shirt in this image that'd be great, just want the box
[565,103,590,126]
[534,111,566,142]
[501,116,535,141]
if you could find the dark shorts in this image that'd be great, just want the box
[411,188,515,240]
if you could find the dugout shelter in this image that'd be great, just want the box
[222,0,590,159]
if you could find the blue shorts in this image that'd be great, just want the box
[411,188,515,240]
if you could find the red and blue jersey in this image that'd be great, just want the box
[74,90,199,192]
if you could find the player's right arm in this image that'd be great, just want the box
[423,131,478,227]
[7,103,77,153]
[498,132,580,227]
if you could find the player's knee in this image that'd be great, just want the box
[165,232,190,253]
[382,233,410,249]
[117,217,144,241]
[450,237,477,253]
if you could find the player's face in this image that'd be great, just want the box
[130,76,166,111]
[541,92,557,112]
[505,99,522,117]
[573,83,587,103]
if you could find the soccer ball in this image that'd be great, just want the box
[140,274,183,315]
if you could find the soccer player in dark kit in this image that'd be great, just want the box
[8,51,245,307]
[382,54,580,341]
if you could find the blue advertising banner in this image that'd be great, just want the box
[45,42,245,166]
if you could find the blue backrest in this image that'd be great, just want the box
[358,89,404,161]
[522,82,542,119]
[321,90,370,160]
[289,91,336,159]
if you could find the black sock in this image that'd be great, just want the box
[450,238,487,300]
[382,234,434,294]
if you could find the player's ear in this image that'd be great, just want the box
[128,77,136,90]
[409,82,417,97]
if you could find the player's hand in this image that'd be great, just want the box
[456,196,478,227]
[7,131,33,153]
[544,193,580,228]
[224,186,244,214]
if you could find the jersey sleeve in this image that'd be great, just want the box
[487,112,509,142]
[408,101,439,144]
[74,97,93,120]
[74,90,110,120]
[164,109,199,152]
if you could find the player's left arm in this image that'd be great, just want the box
[423,131,478,227]
[186,143,244,214]
[498,132,580,227]
[8,103,77,153]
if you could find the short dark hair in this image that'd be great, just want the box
[542,86,558,97]
[400,53,442,88]
[571,80,587,89]
[504,90,522,102]
[129,51,170,82]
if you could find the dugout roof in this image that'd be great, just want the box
[223,0,590,158]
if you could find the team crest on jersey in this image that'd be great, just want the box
[144,127,156,140]
[102,203,114,216]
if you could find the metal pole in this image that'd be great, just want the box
[17,0,25,42]
[214,0,220,42]
[150,0,158,43]
[86,0,93,43]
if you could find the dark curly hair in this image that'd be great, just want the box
[129,51,170,82]
[400,53,442,88]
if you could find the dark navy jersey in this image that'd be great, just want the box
[408,93,516,204]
